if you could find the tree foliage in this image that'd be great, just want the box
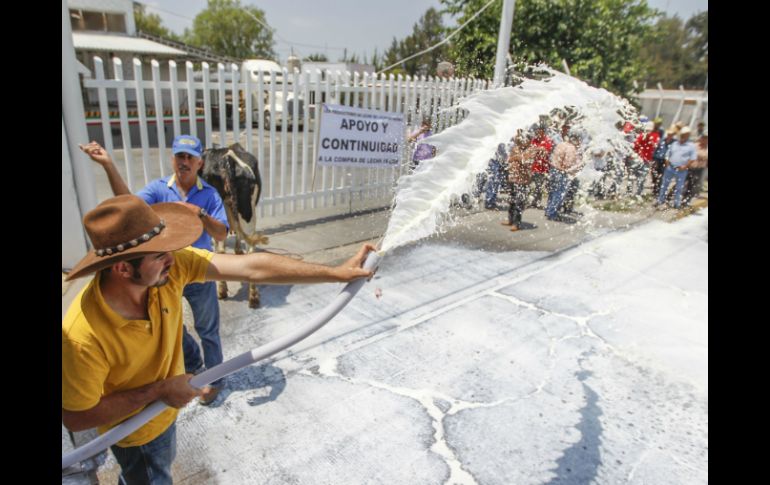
[441,0,659,96]
[380,8,449,76]
[134,3,181,41]
[303,53,329,62]
[185,0,275,60]
[637,11,708,89]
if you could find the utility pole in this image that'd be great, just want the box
[493,0,516,87]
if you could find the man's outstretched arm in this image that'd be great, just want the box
[205,243,376,284]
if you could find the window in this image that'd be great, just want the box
[83,11,104,31]
[69,9,126,33]
[106,13,126,33]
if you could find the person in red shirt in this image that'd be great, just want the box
[528,124,553,208]
[630,121,661,196]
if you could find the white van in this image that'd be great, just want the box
[195,59,307,130]
[242,59,305,129]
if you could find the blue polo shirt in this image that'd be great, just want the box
[665,140,697,168]
[137,175,229,251]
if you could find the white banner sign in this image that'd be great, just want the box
[317,104,405,168]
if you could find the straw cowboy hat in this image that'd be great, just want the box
[66,195,203,280]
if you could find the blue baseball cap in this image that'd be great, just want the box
[171,135,203,157]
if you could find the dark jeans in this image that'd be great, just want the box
[683,167,705,205]
[111,422,176,485]
[484,160,504,208]
[545,169,570,219]
[182,281,224,386]
[651,158,666,196]
[561,178,580,213]
[657,166,688,208]
[530,172,549,207]
[507,182,529,226]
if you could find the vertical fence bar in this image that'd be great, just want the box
[185,61,197,139]
[290,68,300,213]
[201,63,213,151]
[280,68,289,214]
[395,74,404,178]
[351,71,361,201]
[243,63,253,154]
[93,57,114,155]
[231,64,241,144]
[312,69,322,209]
[132,58,151,185]
[655,82,664,120]
[323,70,332,207]
[673,85,685,124]
[169,61,181,137]
[112,58,135,192]
[367,73,379,199]
[301,70,310,210]
[150,60,166,177]
[216,63,227,145]
[378,73,387,197]
[268,70,277,216]
[331,70,341,205]
[256,69,265,218]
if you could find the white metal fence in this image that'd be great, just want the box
[634,84,708,130]
[81,57,491,217]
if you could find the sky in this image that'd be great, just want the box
[142,0,708,64]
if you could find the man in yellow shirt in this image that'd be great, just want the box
[62,195,374,484]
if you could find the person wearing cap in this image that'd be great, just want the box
[502,131,535,231]
[655,126,697,209]
[62,195,375,485]
[653,117,664,139]
[80,135,230,406]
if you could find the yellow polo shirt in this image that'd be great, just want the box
[62,247,213,447]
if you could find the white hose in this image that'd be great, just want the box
[62,251,381,471]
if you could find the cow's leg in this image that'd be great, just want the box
[215,239,228,299]
[248,244,261,309]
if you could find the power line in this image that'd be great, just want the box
[377,0,499,74]
[140,2,196,23]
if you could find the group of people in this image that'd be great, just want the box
[475,120,587,231]
[64,135,375,484]
[472,115,708,230]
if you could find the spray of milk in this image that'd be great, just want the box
[380,67,638,252]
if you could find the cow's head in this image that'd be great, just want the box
[201,143,262,224]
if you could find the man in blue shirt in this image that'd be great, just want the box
[655,126,697,210]
[80,135,230,405]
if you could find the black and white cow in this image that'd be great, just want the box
[201,143,268,308]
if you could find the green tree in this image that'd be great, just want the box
[185,0,275,59]
[303,53,329,62]
[371,48,382,72]
[134,3,181,41]
[684,11,707,87]
[638,15,689,88]
[380,7,448,76]
[442,0,658,96]
[638,12,708,89]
